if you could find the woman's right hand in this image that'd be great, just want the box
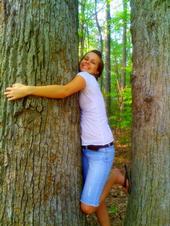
[4,83,30,101]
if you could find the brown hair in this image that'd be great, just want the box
[79,50,104,78]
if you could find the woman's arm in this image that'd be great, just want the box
[4,75,85,101]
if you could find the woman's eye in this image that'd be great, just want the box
[91,61,96,65]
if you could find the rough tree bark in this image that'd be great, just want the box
[124,0,170,225]
[0,1,87,225]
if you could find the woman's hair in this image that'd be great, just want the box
[79,50,104,78]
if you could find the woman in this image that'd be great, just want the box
[5,50,128,226]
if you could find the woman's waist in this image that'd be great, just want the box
[81,132,114,146]
[82,142,114,151]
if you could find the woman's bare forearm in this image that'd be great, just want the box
[27,85,68,99]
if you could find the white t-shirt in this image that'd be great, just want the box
[78,71,114,145]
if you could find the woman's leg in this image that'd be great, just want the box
[80,147,115,215]
[99,168,126,203]
[96,202,110,226]
[81,168,126,215]
[94,168,125,226]
[80,147,127,226]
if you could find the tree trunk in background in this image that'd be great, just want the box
[104,0,111,115]
[0,1,87,225]
[94,0,104,90]
[121,0,127,89]
[124,1,170,225]
[94,0,103,53]
[79,0,86,58]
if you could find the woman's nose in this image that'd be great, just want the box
[84,59,89,63]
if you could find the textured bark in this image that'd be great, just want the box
[0,1,87,225]
[124,0,170,226]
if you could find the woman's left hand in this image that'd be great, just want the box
[4,83,29,101]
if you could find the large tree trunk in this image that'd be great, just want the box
[124,0,170,225]
[0,1,87,225]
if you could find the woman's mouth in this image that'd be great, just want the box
[81,64,89,69]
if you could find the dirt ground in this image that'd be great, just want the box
[87,129,131,226]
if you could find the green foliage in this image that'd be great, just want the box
[78,0,104,53]
[109,86,132,129]
[108,204,118,214]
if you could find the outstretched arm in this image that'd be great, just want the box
[4,75,85,101]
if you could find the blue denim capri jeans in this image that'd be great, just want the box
[80,145,115,207]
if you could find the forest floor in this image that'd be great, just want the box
[87,128,131,226]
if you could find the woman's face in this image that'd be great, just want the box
[79,52,100,76]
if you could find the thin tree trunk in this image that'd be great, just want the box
[124,0,170,225]
[94,0,103,53]
[105,0,111,115]
[79,0,86,58]
[0,1,87,225]
[94,0,104,90]
[121,0,127,89]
